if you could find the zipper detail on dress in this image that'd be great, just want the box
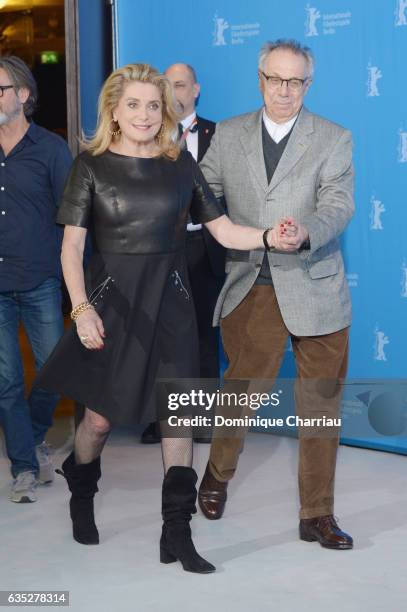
[172,270,190,300]
[89,276,114,305]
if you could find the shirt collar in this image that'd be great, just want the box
[24,121,40,143]
[181,111,197,130]
[262,108,298,143]
[0,121,38,159]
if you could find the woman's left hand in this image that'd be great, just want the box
[76,308,105,350]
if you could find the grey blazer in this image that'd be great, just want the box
[200,106,354,336]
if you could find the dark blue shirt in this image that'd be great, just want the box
[0,122,73,291]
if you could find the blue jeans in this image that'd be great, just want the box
[0,278,64,477]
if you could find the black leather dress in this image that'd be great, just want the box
[36,149,223,425]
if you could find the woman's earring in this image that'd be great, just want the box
[156,122,165,145]
[109,118,121,137]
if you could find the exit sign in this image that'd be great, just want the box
[40,51,59,65]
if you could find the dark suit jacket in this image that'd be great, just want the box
[196,116,225,278]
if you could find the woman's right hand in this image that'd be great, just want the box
[75,308,105,350]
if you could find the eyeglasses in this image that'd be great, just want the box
[260,72,309,92]
[0,85,14,97]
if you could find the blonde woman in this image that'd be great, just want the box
[37,63,277,574]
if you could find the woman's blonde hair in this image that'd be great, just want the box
[84,63,180,159]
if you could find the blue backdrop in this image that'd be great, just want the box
[110,0,407,452]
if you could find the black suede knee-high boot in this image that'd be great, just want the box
[57,452,101,545]
[160,466,216,573]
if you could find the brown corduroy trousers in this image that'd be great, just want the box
[208,285,349,520]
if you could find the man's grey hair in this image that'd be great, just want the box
[0,56,38,117]
[258,39,314,77]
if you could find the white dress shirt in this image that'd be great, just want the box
[181,111,198,162]
[182,112,202,231]
[262,108,298,143]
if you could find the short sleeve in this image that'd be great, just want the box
[189,157,225,224]
[56,153,94,228]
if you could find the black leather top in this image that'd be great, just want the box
[57,149,224,254]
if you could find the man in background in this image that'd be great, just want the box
[140,63,225,444]
[0,56,72,502]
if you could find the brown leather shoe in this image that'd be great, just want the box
[198,463,228,520]
[299,515,353,550]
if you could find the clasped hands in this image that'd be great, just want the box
[267,216,309,252]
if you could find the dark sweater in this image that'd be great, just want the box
[256,120,293,285]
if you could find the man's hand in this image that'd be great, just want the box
[269,216,309,252]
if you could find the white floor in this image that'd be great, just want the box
[1,420,407,612]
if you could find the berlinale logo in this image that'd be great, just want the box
[401,261,407,298]
[305,4,321,36]
[398,129,407,163]
[373,326,389,362]
[395,0,407,26]
[366,63,382,97]
[212,13,229,46]
[370,195,385,230]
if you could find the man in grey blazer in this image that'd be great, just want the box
[198,39,354,550]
